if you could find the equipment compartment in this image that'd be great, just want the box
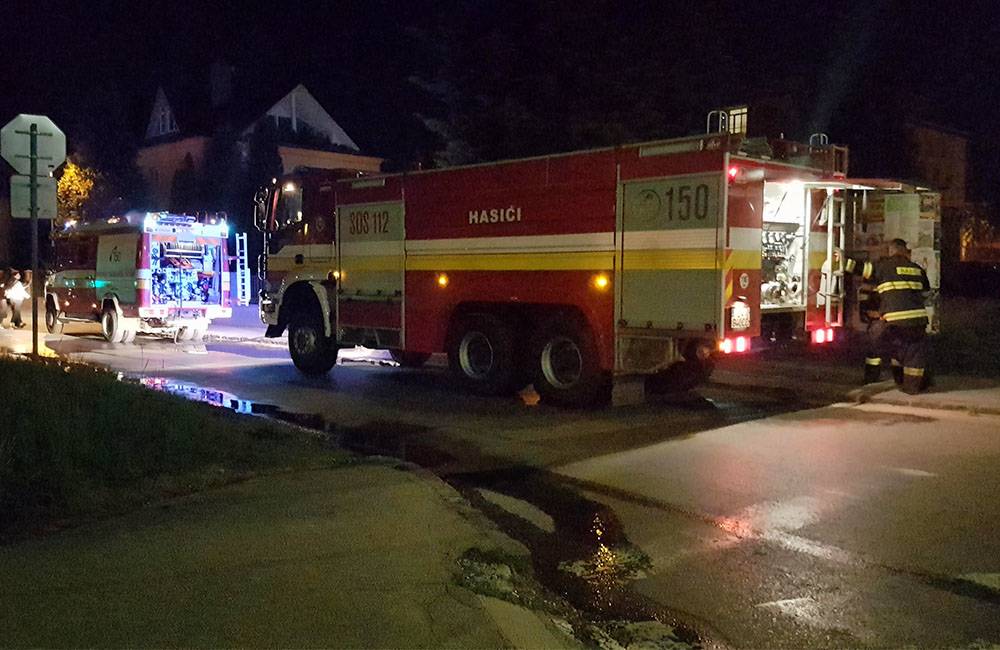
[150,239,223,306]
[761,181,807,309]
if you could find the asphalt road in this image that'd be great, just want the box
[4,325,999,648]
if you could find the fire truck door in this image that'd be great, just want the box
[336,201,405,345]
[618,174,723,332]
[96,233,138,305]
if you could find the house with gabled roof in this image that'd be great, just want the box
[137,61,382,208]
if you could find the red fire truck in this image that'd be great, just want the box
[46,212,234,342]
[255,127,938,405]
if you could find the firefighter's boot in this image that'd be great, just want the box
[891,359,903,385]
[901,367,925,395]
[864,357,882,384]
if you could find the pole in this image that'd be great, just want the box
[29,123,38,358]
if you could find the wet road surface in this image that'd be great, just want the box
[4,327,1000,648]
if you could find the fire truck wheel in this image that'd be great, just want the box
[101,307,126,344]
[448,314,518,395]
[121,324,137,344]
[390,350,431,368]
[45,300,64,334]
[288,315,337,375]
[529,317,608,407]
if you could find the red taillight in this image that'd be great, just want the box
[826,328,834,342]
[727,166,739,181]
[718,337,749,354]
[814,329,827,344]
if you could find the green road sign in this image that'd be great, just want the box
[1,114,66,175]
[11,175,57,219]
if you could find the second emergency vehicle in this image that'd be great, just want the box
[47,212,236,342]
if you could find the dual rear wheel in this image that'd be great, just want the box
[101,307,137,344]
[447,312,608,407]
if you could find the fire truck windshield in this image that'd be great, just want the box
[275,183,303,229]
[269,182,305,251]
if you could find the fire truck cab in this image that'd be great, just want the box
[47,212,235,342]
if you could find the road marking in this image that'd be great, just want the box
[765,531,853,563]
[717,496,855,564]
[755,597,826,627]
[886,466,937,477]
[958,573,1000,592]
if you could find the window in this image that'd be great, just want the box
[727,106,748,135]
[157,107,177,136]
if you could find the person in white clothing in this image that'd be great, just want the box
[3,269,29,329]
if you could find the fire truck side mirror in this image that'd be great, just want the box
[253,187,271,232]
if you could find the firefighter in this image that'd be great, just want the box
[844,238,931,394]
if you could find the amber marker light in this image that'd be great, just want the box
[436,273,449,288]
[592,273,610,290]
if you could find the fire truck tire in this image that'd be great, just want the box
[447,314,519,395]
[121,323,138,344]
[390,350,430,368]
[645,359,714,394]
[288,314,337,375]
[190,325,206,342]
[529,317,609,407]
[45,300,64,334]
[101,307,126,344]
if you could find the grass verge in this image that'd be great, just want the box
[0,356,341,538]
[932,297,1000,377]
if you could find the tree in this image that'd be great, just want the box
[70,85,149,215]
[56,160,99,225]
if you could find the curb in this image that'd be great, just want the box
[865,395,1000,417]
[846,382,1000,416]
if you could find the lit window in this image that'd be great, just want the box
[728,106,748,135]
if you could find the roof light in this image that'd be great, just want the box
[283,182,296,193]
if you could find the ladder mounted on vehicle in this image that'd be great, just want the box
[235,232,251,306]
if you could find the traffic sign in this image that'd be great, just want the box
[10,175,57,219]
[1,114,66,175]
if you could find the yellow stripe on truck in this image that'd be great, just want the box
[406,252,615,271]
[724,250,760,270]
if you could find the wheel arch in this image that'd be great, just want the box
[278,281,334,337]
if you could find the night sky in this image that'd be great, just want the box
[1,1,998,197]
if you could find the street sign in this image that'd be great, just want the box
[1,114,66,175]
[11,175,57,219]
[1,113,66,358]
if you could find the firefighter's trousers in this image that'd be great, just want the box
[864,320,928,394]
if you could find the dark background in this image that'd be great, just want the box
[1,1,997,184]
[0,0,998,283]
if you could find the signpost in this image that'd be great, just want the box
[1,115,66,357]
